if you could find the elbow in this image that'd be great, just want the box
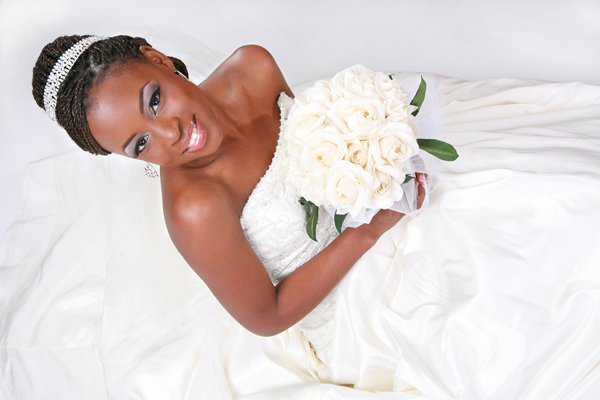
[252,326,286,338]
[242,312,288,337]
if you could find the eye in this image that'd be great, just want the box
[135,134,149,155]
[149,87,161,115]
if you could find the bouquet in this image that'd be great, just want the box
[282,66,458,240]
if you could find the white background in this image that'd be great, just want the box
[0,0,599,242]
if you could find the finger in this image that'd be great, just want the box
[415,172,429,185]
[416,177,427,209]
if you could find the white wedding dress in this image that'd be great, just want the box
[2,71,600,399]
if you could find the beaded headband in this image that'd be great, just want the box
[43,36,108,123]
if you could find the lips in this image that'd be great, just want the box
[183,115,206,154]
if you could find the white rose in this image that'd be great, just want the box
[329,65,377,100]
[383,97,412,121]
[325,161,373,218]
[301,127,348,173]
[346,139,369,168]
[373,72,398,100]
[326,96,386,137]
[369,123,419,175]
[384,102,420,137]
[300,172,328,206]
[393,83,411,103]
[296,81,333,105]
[290,102,329,138]
[369,166,405,209]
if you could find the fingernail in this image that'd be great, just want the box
[425,175,429,184]
[418,174,425,184]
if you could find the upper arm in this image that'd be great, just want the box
[164,184,278,335]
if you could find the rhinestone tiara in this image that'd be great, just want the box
[43,36,108,123]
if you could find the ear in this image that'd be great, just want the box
[139,45,174,69]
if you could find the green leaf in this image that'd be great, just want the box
[299,197,315,207]
[306,204,319,241]
[403,175,414,184]
[409,76,427,117]
[417,139,459,161]
[388,74,394,80]
[334,213,348,236]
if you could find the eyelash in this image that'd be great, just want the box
[135,134,149,156]
[150,87,161,116]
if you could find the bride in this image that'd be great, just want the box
[21,33,600,398]
[33,33,427,359]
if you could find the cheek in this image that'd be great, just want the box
[146,145,178,167]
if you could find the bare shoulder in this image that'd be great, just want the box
[164,179,238,261]
[230,45,290,96]
[230,45,276,65]
[203,45,291,106]
[168,181,213,216]
[229,45,280,76]
[166,178,233,231]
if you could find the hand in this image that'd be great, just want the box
[351,172,428,245]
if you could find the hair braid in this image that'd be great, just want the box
[32,34,189,156]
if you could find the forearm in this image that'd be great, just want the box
[255,226,379,336]
[261,179,426,334]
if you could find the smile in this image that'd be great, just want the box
[183,115,206,153]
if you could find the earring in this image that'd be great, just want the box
[145,162,159,178]
[175,70,188,80]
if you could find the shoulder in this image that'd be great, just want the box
[164,179,237,244]
[229,45,288,94]
[204,45,291,103]
[229,45,278,70]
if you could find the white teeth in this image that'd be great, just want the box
[187,122,199,149]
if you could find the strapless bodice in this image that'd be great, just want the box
[240,93,339,362]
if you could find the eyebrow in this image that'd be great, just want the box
[139,80,150,115]
[121,81,151,154]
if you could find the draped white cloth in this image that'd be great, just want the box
[1,73,600,400]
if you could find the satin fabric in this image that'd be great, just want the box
[1,74,600,399]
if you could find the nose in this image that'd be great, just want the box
[154,115,181,147]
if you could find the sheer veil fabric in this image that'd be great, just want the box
[2,30,600,399]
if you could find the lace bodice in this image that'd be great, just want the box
[240,93,339,361]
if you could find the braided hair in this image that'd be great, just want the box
[32,35,189,155]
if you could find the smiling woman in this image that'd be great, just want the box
[33,33,417,341]
[11,31,600,399]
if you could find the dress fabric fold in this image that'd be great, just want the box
[1,72,600,400]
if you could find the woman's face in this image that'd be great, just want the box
[87,47,223,167]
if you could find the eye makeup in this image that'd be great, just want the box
[123,81,162,157]
[124,133,148,157]
[150,87,161,116]
[133,134,150,156]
